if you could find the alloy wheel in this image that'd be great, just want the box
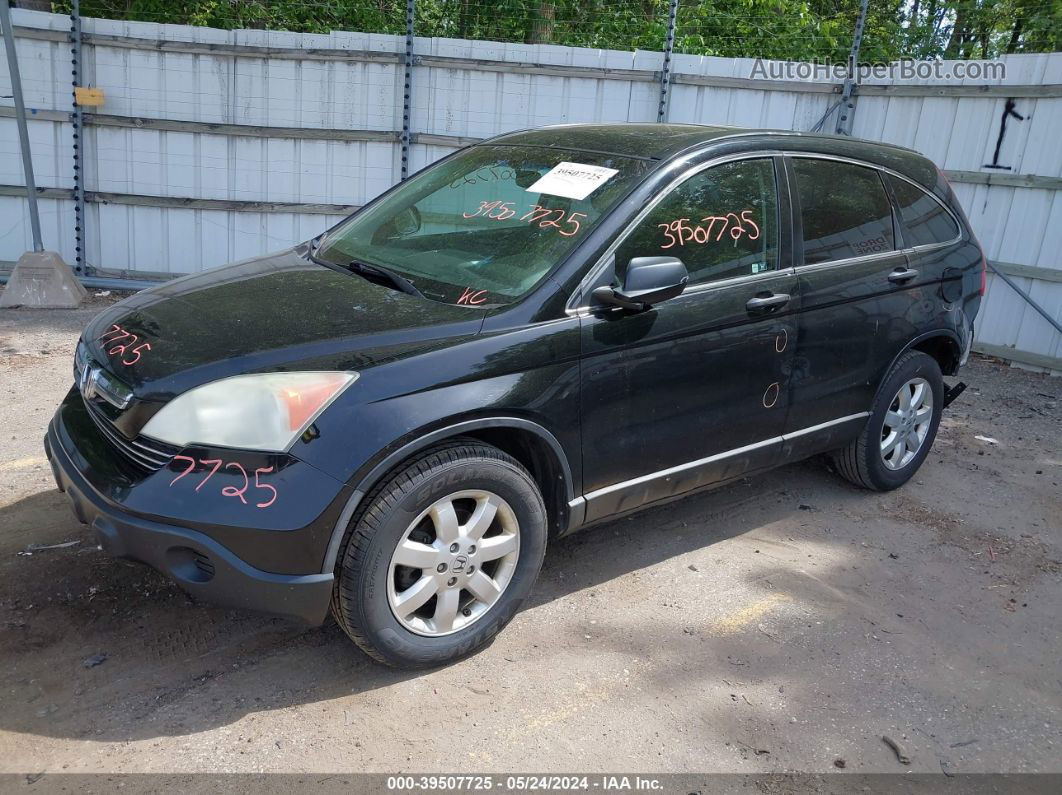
[387,489,520,636]
[880,377,933,470]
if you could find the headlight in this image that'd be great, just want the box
[141,371,358,452]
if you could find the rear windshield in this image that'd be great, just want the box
[315,144,650,306]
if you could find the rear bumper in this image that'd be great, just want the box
[45,418,334,625]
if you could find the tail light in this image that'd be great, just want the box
[979,252,987,296]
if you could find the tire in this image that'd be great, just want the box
[832,350,944,491]
[330,439,547,668]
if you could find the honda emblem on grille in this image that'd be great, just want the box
[80,364,101,401]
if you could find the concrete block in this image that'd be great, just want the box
[0,250,87,309]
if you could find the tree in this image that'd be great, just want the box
[529,0,555,43]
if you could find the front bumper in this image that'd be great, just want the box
[45,413,335,625]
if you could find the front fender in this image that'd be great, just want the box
[287,317,584,573]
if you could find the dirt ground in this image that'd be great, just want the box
[0,298,1059,779]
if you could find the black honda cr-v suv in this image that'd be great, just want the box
[46,124,984,667]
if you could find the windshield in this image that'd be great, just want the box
[315,144,651,306]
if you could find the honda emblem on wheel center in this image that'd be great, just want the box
[452,554,468,574]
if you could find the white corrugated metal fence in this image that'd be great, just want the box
[1,8,1060,370]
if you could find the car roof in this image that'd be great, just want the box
[489,122,924,163]
[488,123,741,160]
[487,122,940,192]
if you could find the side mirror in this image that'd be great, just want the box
[592,256,689,311]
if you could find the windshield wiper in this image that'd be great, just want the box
[304,237,423,299]
[345,259,424,299]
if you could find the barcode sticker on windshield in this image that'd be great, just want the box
[526,162,619,201]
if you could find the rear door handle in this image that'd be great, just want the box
[745,293,791,313]
[888,267,919,284]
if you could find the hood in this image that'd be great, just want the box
[82,247,485,400]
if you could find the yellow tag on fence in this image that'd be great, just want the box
[74,86,105,107]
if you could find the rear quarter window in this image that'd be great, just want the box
[793,158,896,265]
[886,174,961,247]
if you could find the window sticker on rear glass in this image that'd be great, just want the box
[526,162,619,201]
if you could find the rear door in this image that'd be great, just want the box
[577,155,798,522]
[782,155,913,454]
[884,171,966,298]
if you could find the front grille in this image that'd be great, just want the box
[83,398,178,473]
[74,341,176,473]
[74,342,132,409]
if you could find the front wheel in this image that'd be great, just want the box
[832,350,944,491]
[331,439,547,668]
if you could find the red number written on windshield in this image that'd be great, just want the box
[463,201,586,237]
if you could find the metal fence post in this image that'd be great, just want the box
[70,0,89,274]
[657,0,679,122]
[835,0,869,135]
[0,1,44,252]
[400,0,415,180]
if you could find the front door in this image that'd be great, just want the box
[577,156,798,523]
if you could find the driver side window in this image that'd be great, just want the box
[615,158,779,286]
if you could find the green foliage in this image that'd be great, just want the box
[55,1,410,35]
[900,0,1061,58]
[55,0,1061,60]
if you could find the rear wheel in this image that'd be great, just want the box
[331,440,547,668]
[832,350,943,491]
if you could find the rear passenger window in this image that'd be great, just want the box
[793,159,895,265]
[616,158,779,286]
[886,174,961,247]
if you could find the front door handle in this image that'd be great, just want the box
[888,267,919,284]
[745,293,791,313]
